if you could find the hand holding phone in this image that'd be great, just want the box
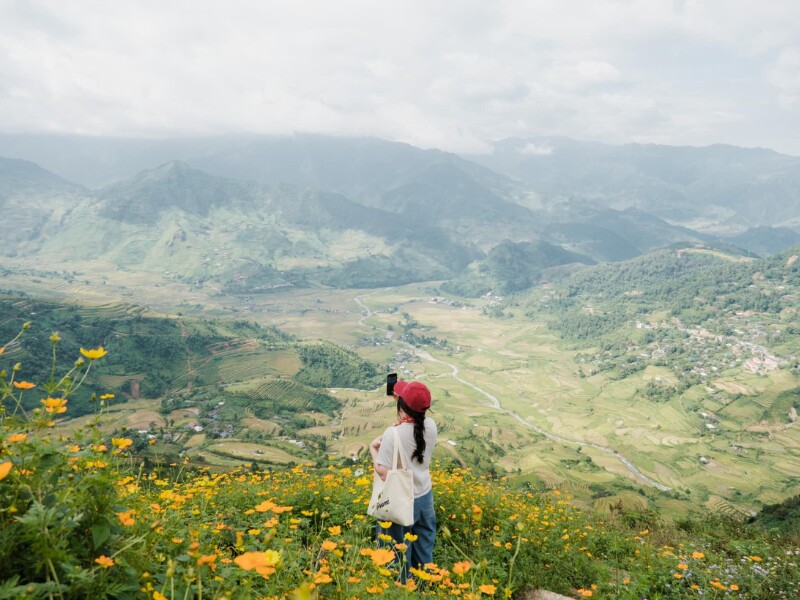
[386,372,397,396]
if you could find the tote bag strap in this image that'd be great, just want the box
[391,427,409,470]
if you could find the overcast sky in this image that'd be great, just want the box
[1,0,799,155]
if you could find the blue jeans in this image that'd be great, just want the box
[377,490,436,580]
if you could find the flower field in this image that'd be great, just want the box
[2,330,799,599]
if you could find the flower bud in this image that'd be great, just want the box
[50,332,61,343]
[22,322,31,330]
[441,526,452,540]
[13,363,21,372]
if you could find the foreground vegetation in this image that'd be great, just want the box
[2,329,800,599]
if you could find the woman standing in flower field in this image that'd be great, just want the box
[369,380,438,574]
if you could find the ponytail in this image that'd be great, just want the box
[397,398,427,464]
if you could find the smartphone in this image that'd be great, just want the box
[386,372,398,396]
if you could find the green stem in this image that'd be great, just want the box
[507,532,523,591]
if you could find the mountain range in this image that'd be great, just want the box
[1,134,799,294]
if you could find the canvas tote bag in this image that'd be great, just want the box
[367,427,414,526]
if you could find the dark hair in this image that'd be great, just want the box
[397,397,426,464]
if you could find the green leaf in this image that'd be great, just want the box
[92,523,111,549]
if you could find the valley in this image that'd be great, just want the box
[3,245,799,520]
[2,134,800,524]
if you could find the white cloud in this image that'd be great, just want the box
[766,48,800,109]
[519,143,553,156]
[0,1,798,155]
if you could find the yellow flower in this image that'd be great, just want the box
[8,433,27,444]
[749,556,763,562]
[730,584,740,591]
[153,592,168,600]
[378,520,393,529]
[112,438,133,450]
[100,393,115,400]
[321,540,337,551]
[80,346,107,360]
[410,567,432,581]
[479,584,496,595]
[0,462,13,481]
[95,555,115,568]
[12,381,35,389]
[677,563,688,570]
[692,551,705,559]
[327,525,341,535]
[673,573,683,579]
[40,397,67,413]
[404,532,418,542]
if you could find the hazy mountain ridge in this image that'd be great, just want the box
[2,134,800,294]
[469,137,800,232]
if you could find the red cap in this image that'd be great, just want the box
[393,380,431,412]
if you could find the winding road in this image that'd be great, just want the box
[355,293,671,492]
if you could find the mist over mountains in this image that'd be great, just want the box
[1,134,799,294]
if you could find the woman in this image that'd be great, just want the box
[369,380,438,575]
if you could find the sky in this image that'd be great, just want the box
[1,0,799,156]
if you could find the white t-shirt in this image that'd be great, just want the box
[376,418,437,498]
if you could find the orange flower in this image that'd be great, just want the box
[95,555,115,568]
[197,554,217,567]
[0,462,13,481]
[677,563,688,570]
[749,556,763,562]
[116,510,135,526]
[692,551,705,559]
[80,347,107,360]
[577,590,593,598]
[12,381,35,389]
[254,500,276,512]
[327,525,342,536]
[314,573,333,584]
[369,548,395,567]
[321,540,337,551]
[479,584,496,595]
[710,581,727,590]
[234,550,282,578]
[112,438,133,450]
[8,433,27,444]
[453,561,471,575]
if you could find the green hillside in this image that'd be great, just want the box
[0,294,381,419]
[443,240,594,296]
